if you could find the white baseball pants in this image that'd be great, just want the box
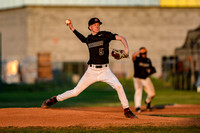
[57,65,129,109]
[133,77,155,108]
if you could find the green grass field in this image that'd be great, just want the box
[0,126,199,133]
[0,78,200,132]
[1,78,200,108]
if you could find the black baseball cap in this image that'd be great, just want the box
[88,17,102,27]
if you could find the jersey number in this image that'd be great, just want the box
[99,48,104,56]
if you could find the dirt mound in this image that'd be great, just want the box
[0,104,200,127]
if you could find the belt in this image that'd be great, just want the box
[89,64,108,68]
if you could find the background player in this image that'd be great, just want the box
[132,47,156,113]
[41,17,137,119]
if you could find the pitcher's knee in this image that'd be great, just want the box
[115,84,123,90]
[150,93,155,99]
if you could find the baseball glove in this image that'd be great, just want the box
[111,49,129,60]
[148,66,156,76]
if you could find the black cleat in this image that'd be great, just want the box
[145,100,152,111]
[124,108,138,119]
[135,107,141,113]
[41,96,58,108]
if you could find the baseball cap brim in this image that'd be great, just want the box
[90,21,102,26]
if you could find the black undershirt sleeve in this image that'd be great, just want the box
[73,30,87,43]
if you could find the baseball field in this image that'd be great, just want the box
[0,78,200,132]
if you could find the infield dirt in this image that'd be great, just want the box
[0,104,199,127]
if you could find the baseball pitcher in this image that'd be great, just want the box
[41,17,137,119]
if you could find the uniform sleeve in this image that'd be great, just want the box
[73,30,87,43]
[134,57,139,65]
[148,59,156,75]
[106,31,118,41]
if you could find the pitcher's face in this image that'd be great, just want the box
[89,23,100,34]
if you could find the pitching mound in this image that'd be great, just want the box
[0,104,199,127]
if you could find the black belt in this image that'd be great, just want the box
[89,64,108,68]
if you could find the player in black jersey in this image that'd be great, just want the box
[41,17,137,119]
[132,47,156,113]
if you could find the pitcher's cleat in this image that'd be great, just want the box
[124,108,138,119]
[41,96,58,108]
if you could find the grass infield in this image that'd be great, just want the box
[0,126,200,133]
[1,78,200,108]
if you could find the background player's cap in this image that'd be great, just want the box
[88,17,102,26]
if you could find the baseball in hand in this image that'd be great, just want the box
[65,19,71,25]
